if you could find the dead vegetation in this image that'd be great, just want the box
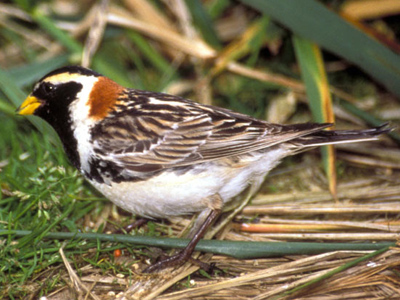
[0,0,399,299]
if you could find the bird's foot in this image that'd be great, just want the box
[143,250,214,273]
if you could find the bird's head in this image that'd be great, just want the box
[17,65,123,125]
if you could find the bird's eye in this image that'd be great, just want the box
[41,83,55,94]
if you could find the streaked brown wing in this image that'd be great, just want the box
[90,91,331,172]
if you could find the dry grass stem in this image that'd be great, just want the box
[239,218,400,232]
[0,18,50,49]
[108,6,216,60]
[156,251,366,300]
[237,232,399,241]
[236,222,399,233]
[81,0,109,68]
[251,184,400,205]
[341,0,400,19]
[338,153,400,169]
[226,62,305,91]
[122,261,202,299]
[59,247,101,300]
[337,144,400,161]
[124,0,177,33]
[0,3,32,22]
[243,204,400,215]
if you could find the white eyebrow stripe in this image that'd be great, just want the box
[43,73,98,84]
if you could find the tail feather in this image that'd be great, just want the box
[290,123,392,149]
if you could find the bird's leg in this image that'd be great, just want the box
[208,178,264,238]
[143,194,222,273]
[116,217,148,234]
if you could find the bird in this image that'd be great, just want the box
[17,65,390,272]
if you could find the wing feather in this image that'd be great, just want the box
[90,90,331,175]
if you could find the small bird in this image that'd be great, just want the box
[17,65,389,272]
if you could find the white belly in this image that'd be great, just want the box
[90,148,287,218]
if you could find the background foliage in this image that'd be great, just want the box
[0,0,399,299]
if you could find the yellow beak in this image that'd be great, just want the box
[16,95,42,115]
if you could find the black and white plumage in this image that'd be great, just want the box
[17,65,390,271]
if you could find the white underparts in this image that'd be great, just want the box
[89,147,288,218]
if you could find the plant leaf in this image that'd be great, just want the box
[293,36,337,198]
[239,0,400,98]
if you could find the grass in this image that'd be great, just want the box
[0,119,151,297]
[0,0,399,299]
[0,120,90,297]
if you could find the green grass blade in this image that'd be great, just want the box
[212,17,269,76]
[0,69,61,145]
[0,99,15,115]
[293,36,337,197]
[92,57,132,87]
[31,9,82,55]
[127,31,173,75]
[0,68,58,141]
[7,55,70,88]
[185,0,222,49]
[207,0,230,19]
[239,0,400,98]
[1,230,395,259]
[0,68,26,108]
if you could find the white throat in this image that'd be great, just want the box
[66,75,100,174]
